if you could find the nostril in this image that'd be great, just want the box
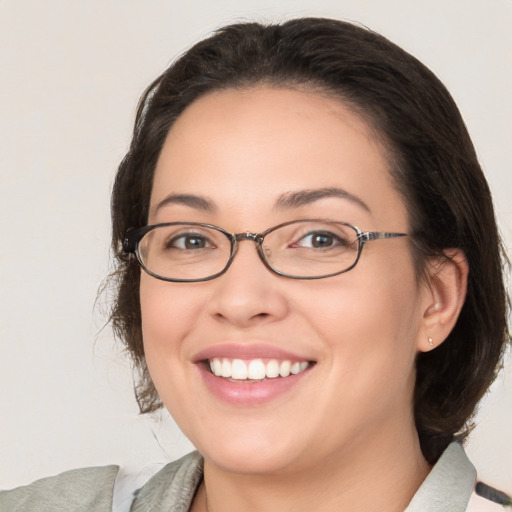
[215,311,270,321]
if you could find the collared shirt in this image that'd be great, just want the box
[1,443,507,511]
[405,443,503,512]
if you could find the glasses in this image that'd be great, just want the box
[122,219,408,282]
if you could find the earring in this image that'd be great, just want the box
[428,337,434,347]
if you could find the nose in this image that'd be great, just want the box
[206,238,289,328]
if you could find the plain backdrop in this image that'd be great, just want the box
[1,0,511,493]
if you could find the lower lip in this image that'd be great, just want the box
[198,364,312,406]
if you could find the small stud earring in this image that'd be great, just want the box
[428,337,434,347]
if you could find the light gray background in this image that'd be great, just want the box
[1,0,511,493]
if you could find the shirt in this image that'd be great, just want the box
[0,443,507,511]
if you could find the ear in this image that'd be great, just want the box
[417,250,468,352]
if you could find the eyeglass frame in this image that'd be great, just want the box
[122,219,408,282]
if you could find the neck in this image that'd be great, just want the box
[193,425,430,512]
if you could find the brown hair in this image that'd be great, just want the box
[109,18,509,463]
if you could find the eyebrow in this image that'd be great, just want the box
[152,193,216,215]
[275,187,371,213]
[152,187,370,217]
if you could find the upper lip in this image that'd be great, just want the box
[192,343,315,363]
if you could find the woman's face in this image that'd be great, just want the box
[140,87,431,475]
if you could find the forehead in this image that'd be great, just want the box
[150,87,407,229]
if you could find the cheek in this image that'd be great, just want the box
[303,255,422,381]
[139,277,201,377]
[140,276,201,338]
[139,276,208,425]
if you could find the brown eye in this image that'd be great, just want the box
[168,233,213,250]
[295,231,347,249]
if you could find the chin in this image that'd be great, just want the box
[202,443,303,476]
[189,422,311,475]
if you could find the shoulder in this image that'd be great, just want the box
[0,465,119,512]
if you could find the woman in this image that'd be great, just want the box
[2,17,509,512]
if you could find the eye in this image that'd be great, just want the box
[167,232,214,250]
[295,231,347,249]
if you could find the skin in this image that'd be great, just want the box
[140,87,467,512]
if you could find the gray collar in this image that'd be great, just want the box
[405,442,476,512]
[130,451,203,512]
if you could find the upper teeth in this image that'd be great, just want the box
[209,358,310,380]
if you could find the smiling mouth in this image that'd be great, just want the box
[206,358,314,381]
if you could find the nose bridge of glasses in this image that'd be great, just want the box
[226,231,271,275]
[234,232,263,244]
